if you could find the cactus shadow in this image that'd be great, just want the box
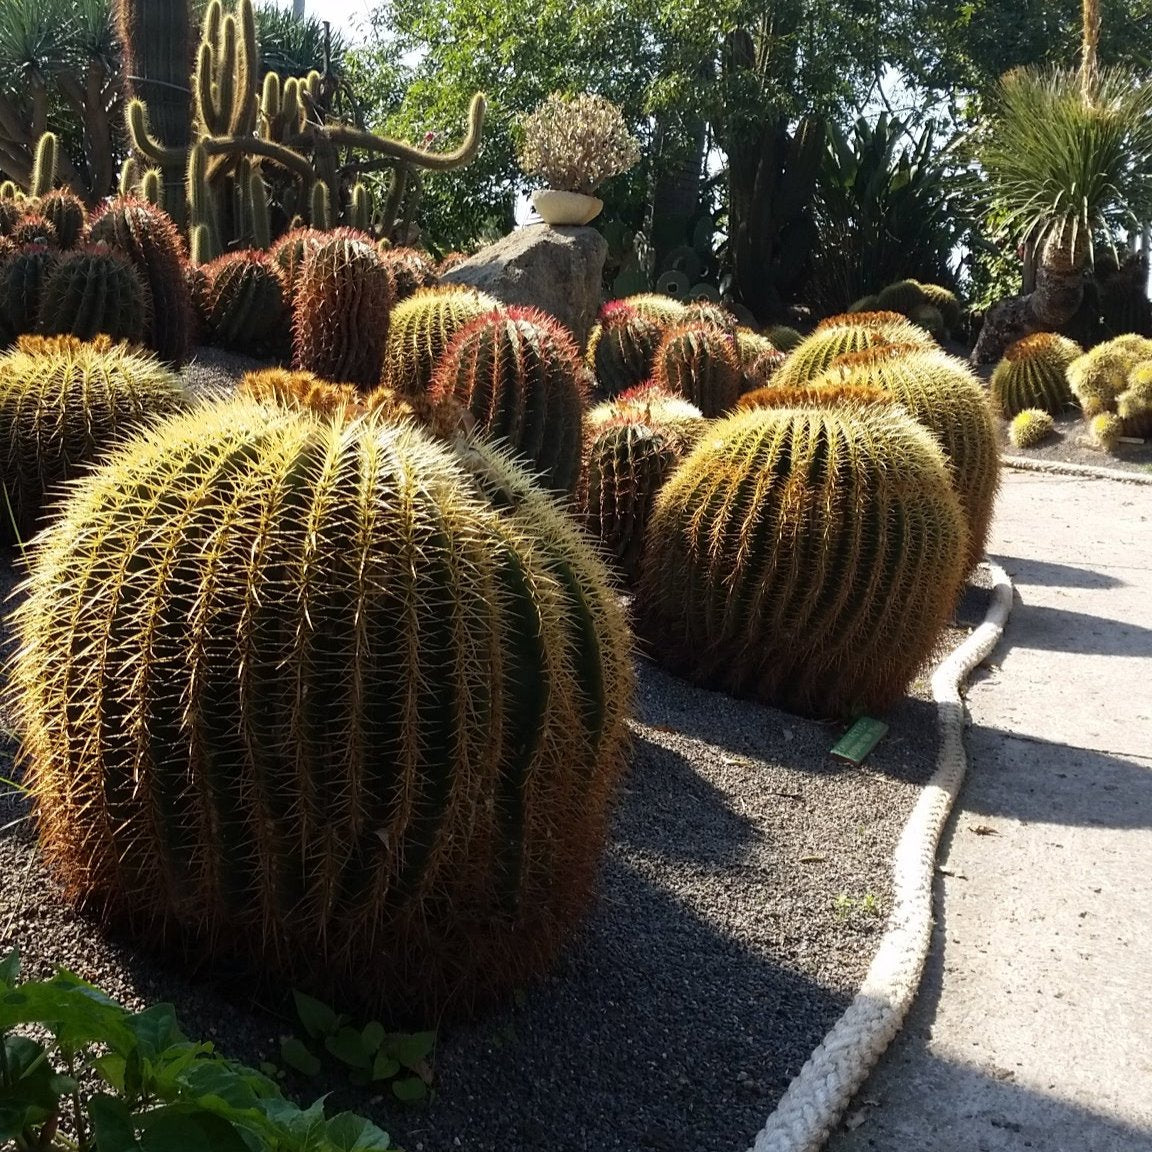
[1004,602,1152,657]
[989,553,1126,590]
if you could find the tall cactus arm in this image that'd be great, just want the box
[127,100,188,167]
[201,134,319,184]
[316,93,487,172]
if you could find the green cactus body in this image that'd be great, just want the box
[0,246,58,342]
[773,324,898,389]
[0,199,22,236]
[876,279,928,316]
[817,344,1001,572]
[651,322,743,417]
[293,232,394,388]
[0,334,183,543]
[764,324,802,352]
[29,133,58,200]
[429,307,587,494]
[910,303,945,339]
[1091,411,1123,451]
[36,246,149,344]
[1067,336,1152,416]
[38,192,87,249]
[918,283,962,332]
[637,405,968,718]
[990,332,1082,417]
[201,251,287,352]
[12,215,59,249]
[384,286,500,396]
[585,301,665,398]
[848,295,880,312]
[581,419,683,585]
[1008,409,1056,448]
[623,293,690,326]
[9,400,632,1017]
[1117,363,1152,437]
[378,246,438,303]
[270,227,327,301]
[89,199,193,367]
[584,384,704,446]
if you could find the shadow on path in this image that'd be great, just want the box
[990,554,1126,590]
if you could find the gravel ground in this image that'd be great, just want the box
[0,548,991,1152]
[995,410,1152,473]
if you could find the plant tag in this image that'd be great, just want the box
[830,717,888,765]
[1117,436,1145,444]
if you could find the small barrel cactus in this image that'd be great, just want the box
[764,324,802,352]
[384,286,500,396]
[910,303,945,339]
[584,384,704,448]
[990,332,1082,417]
[581,419,684,584]
[429,307,587,494]
[11,214,59,249]
[637,404,968,717]
[1068,336,1152,416]
[918,283,963,333]
[651,322,742,417]
[293,231,394,388]
[8,400,632,1018]
[585,301,665,397]
[0,245,58,341]
[735,330,785,391]
[1008,409,1056,448]
[622,293,690,326]
[876,279,927,316]
[1090,412,1124,451]
[36,245,148,344]
[818,344,1001,572]
[0,334,183,542]
[200,251,288,354]
[38,191,87,249]
[89,199,193,367]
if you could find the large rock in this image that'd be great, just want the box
[441,223,607,348]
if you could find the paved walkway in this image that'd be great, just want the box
[827,469,1152,1151]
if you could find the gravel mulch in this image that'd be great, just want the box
[0,549,991,1152]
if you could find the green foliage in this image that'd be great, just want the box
[429,306,587,493]
[637,404,969,717]
[9,400,633,1019]
[0,948,395,1152]
[990,332,1082,417]
[253,4,347,80]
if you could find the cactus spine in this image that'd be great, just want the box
[1008,409,1056,448]
[9,401,632,1017]
[199,251,287,352]
[0,247,58,342]
[292,232,394,388]
[36,246,149,344]
[585,302,665,397]
[652,322,743,417]
[638,405,968,717]
[990,333,1082,417]
[29,134,58,199]
[38,192,87,249]
[430,307,587,493]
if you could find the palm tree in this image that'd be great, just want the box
[971,0,1152,362]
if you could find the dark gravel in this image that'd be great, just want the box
[0,553,994,1152]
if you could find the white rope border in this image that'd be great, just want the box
[745,562,1014,1152]
[1001,454,1152,485]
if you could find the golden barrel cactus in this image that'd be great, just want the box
[990,333,1081,417]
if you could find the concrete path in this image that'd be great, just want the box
[827,469,1152,1151]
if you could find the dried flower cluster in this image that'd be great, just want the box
[518,93,641,195]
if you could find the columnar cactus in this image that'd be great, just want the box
[9,401,632,1017]
[89,199,193,367]
[0,335,183,543]
[36,246,149,344]
[200,251,287,353]
[0,246,58,342]
[818,344,1001,572]
[384,286,499,396]
[651,322,743,417]
[292,232,394,388]
[1008,409,1056,448]
[990,332,1082,417]
[429,307,587,493]
[637,405,968,717]
[585,301,665,397]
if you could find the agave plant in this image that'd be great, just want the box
[972,65,1152,362]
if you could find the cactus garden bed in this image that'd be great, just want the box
[0,542,992,1152]
[995,409,1152,473]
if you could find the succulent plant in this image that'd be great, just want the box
[1090,411,1124,451]
[200,251,288,353]
[876,278,928,316]
[89,199,193,367]
[990,332,1082,417]
[37,191,87,249]
[1008,408,1056,448]
[637,404,968,717]
[293,232,394,388]
[0,335,183,543]
[378,246,438,303]
[0,245,58,342]
[1117,363,1152,436]
[36,246,149,344]
[814,310,934,341]
[910,303,945,339]
[384,286,500,396]
[238,367,363,419]
[848,294,880,312]
[584,384,704,447]
[624,293,690,326]
[0,199,23,236]
[580,420,684,584]
[1067,336,1152,416]
[773,324,897,389]
[817,344,1001,572]
[649,322,742,418]
[764,324,802,351]
[8,400,632,1018]
[585,301,665,397]
[737,382,894,412]
[429,307,587,493]
[918,282,963,332]
[270,227,327,301]
[12,215,59,249]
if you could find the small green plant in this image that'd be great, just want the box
[833,891,882,919]
[0,950,395,1151]
[278,991,435,1105]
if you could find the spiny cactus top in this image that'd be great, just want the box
[585,301,666,398]
[9,400,632,1018]
[990,332,1082,418]
[637,404,969,717]
[651,321,742,418]
[1067,335,1152,416]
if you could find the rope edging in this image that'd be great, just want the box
[1002,454,1152,485]
[745,562,1015,1152]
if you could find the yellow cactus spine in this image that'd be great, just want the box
[990,333,1082,417]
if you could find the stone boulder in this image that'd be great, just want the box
[440,223,607,348]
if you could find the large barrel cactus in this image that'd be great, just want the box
[89,199,193,367]
[384,286,499,396]
[652,322,743,417]
[36,245,148,343]
[638,405,968,717]
[293,232,394,388]
[774,314,930,389]
[990,332,1082,417]
[0,335,183,543]
[817,344,1000,571]
[585,301,665,397]
[0,245,58,342]
[270,227,327,301]
[429,307,587,494]
[200,251,288,354]
[9,401,632,1017]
